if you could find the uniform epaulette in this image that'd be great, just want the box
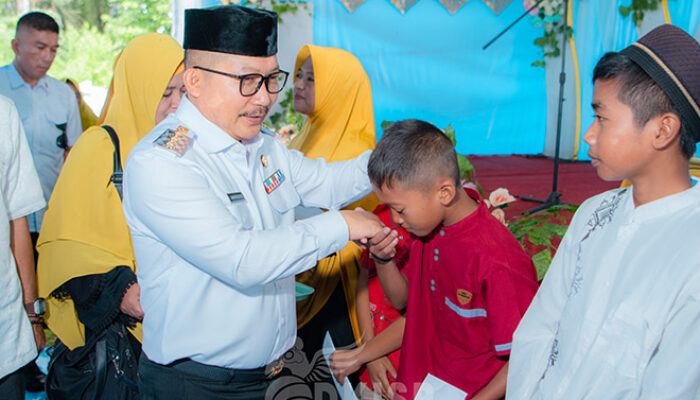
[153,125,192,156]
[261,126,275,137]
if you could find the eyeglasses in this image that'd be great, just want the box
[193,66,289,97]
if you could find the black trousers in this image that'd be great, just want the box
[138,354,274,400]
[0,367,24,400]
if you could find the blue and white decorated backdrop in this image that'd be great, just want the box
[313,0,548,156]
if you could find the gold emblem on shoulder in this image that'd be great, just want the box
[154,126,192,156]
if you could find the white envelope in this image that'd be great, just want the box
[414,373,467,400]
[323,332,360,400]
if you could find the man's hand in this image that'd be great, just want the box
[367,356,397,399]
[340,208,384,243]
[120,283,144,320]
[32,322,45,352]
[368,227,399,260]
[329,345,365,384]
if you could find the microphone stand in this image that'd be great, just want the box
[483,0,569,214]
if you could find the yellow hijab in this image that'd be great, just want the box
[64,78,98,131]
[37,33,183,350]
[290,45,379,342]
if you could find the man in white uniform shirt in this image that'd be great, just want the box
[0,12,81,244]
[506,25,700,399]
[0,95,46,400]
[122,6,383,399]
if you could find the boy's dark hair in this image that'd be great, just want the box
[368,119,460,192]
[593,51,696,158]
[16,12,59,34]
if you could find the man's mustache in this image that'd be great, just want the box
[239,106,270,117]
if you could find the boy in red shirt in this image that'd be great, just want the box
[364,119,538,399]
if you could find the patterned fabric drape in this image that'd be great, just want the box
[339,0,367,12]
[390,0,418,14]
[338,0,513,15]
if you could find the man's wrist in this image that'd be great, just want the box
[24,298,46,316]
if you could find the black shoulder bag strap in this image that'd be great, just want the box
[92,125,131,399]
[103,125,123,201]
[92,337,107,400]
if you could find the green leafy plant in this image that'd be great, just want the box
[619,0,663,26]
[237,0,310,22]
[0,0,172,87]
[526,0,573,67]
[507,204,578,280]
[265,89,306,133]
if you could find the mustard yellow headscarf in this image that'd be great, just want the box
[290,45,379,343]
[64,78,98,131]
[37,33,183,350]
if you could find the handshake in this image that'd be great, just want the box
[340,208,399,258]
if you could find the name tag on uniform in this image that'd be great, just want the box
[263,169,285,194]
[227,192,244,202]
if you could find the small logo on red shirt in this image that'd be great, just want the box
[457,289,472,305]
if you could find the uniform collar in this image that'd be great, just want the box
[629,183,700,223]
[8,62,49,90]
[176,95,246,154]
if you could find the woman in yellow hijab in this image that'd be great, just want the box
[290,44,379,360]
[37,33,184,351]
[64,78,98,131]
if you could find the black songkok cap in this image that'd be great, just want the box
[183,5,277,57]
[620,24,700,142]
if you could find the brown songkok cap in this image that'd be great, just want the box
[620,24,700,143]
[183,5,277,57]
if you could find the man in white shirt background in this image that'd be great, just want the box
[0,11,81,249]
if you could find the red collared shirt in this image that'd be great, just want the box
[395,189,538,399]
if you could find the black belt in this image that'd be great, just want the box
[151,356,285,383]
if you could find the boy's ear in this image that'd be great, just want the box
[652,113,682,151]
[437,178,457,206]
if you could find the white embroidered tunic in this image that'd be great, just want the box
[507,185,700,400]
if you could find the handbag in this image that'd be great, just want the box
[46,321,140,400]
[46,125,139,399]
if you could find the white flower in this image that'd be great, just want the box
[491,208,507,225]
[279,124,298,137]
[488,188,516,208]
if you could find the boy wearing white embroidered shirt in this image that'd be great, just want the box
[507,25,700,399]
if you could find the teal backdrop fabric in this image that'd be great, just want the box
[313,0,699,158]
[313,0,548,156]
[573,0,639,160]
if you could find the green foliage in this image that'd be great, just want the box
[530,0,664,66]
[508,204,578,280]
[50,22,117,87]
[243,0,310,22]
[532,23,573,67]
[619,0,663,27]
[265,89,306,132]
[528,0,568,67]
[531,249,553,281]
[0,0,171,87]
